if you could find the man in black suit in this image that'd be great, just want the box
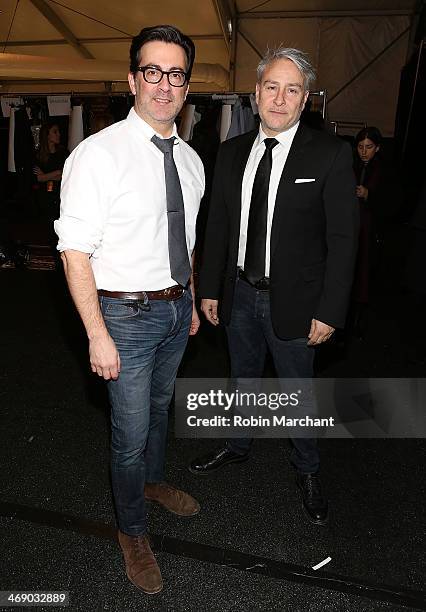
[189,46,358,524]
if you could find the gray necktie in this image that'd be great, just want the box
[151,135,191,287]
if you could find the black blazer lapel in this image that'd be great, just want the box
[228,130,258,227]
[270,123,313,259]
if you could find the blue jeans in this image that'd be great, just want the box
[99,290,193,536]
[226,278,319,474]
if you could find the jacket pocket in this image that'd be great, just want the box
[302,262,326,282]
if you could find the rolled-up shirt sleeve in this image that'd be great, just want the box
[54,140,114,254]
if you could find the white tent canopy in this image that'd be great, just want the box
[0,0,418,135]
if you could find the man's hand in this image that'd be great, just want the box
[61,249,120,381]
[89,331,121,380]
[356,185,368,199]
[201,299,219,326]
[189,302,200,335]
[307,319,335,346]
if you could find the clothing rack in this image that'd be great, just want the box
[187,90,327,118]
[188,92,252,98]
[0,92,130,100]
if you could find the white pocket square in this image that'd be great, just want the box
[295,178,315,183]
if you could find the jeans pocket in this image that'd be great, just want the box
[101,299,139,320]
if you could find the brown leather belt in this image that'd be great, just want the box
[98,285,184,301]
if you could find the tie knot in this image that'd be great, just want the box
[151,134,176,154]
[264,138,278,150]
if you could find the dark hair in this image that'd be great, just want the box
[129,25,195,80]
[37,121,61,166]
[355,126,382,146]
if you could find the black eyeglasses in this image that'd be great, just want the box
[135,66,188,87]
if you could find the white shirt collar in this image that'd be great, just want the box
[257,120,299,148]
[126,107,179,141]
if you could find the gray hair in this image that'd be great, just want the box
[257,46,316,90]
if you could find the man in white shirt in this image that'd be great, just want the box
[55,25,205,595]
[189,47,358,526]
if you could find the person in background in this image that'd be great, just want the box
[34,121,68,223]
[351,126,383,336]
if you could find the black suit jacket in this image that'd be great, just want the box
[198,123,359,339]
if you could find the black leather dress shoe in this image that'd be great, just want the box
[189,447,249,475]
[296,472,329,525]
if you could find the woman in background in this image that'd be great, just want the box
[34,121,68,223]
[351,126,383,336]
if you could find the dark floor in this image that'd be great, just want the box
[0,222,425,612]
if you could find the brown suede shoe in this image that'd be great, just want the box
[118,531,163,595]
[144,482,200,516]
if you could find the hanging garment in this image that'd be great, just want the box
[68,105,84,152]
[14,106,36,173]
[8,107,16,172]
[227,98,257,139]
[1,96,23,118]
[219,104,232,142]
[13,106,36,201]
[47,95,71,117]
[178,104,196,141]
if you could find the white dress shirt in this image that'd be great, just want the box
[55,108,205,291]
[238,121,299,276]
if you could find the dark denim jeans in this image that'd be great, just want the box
[226,277,319,474]
[99,290,193,536]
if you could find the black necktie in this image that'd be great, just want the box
[244,137,278,284]
[151,135,191,287]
